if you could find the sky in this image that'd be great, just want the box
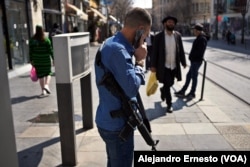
[133,0,152,9]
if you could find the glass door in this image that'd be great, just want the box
[6,0,29,68]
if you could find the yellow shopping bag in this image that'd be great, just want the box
[146,72,158,96]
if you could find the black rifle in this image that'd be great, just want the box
[96,49,159,151]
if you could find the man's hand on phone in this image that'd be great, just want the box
[135,34,147,62]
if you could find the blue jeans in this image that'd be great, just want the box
[98,127,134,167]
[181,62,202,95]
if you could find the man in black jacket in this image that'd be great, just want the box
[49,23,62,46]
[145,32,154,72]
[175,23,208,99]
[151,16,186,113]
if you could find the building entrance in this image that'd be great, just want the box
[4,0,29,69]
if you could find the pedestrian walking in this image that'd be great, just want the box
[29,25,54,97]
[226,30,232,45]
[150,15,187,113]
[222,29,226,40]
[49,23,62,46]
[94,7,151,167]
[175,23,208,99]
[145,32,154,72]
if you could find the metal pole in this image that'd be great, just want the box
[0,19,19,167]
[200,59,207,101]
[241,14,245,44]
[2,0,13,69]
[56,83,77,166]
[53,33,91,166]
[81,73,93,129]
[215,0,219,40]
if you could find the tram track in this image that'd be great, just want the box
[183,40,250,105]
[186,50,250,105]
[206,59,250,80]
[201,60,250,105]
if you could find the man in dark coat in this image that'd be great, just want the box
[151,16,186,113]
[175,23,208,99]
[145,32,154,71]
[49,23,62,46]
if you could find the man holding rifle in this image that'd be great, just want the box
[94,7,157,167]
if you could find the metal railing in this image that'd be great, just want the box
[199,59,207,101]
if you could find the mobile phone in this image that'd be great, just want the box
[134,29,144,49]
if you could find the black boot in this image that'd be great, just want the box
[160,87,165,101]
[166,103,173,113]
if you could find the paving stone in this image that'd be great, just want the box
[151,117,176,123]
[196,112,210,122]
[37,144,62,167]
[78,136,105,152]
[197,98,214,106]
[182,123,219,134]
[77,151,106,167]
[223,134,250,149]
[200,106,232,123]
[174,112,198,118]
[16,137,59,152]
[215,125,248,134]
[149,123,185,135]
[84,127,100,137]
[135,135,194,151]
[188,134,233,150]
[18,126,58,138]
[176,117,203,123]
[243,124,250,133]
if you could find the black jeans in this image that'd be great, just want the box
[181,62,202,95]
[146,45,153,70]
[162,68,176,106]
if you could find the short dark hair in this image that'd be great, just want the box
[124,7,152,28]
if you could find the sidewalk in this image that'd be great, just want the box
[9,41,250,167]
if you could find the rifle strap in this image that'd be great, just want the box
[110,109,126,118]
[95,45,151,131]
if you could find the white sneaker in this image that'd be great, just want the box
[44,85,51,94]
[43,89,47,95]
[39,90,47,97]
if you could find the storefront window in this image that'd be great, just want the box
[43,11,62,32]
[5,0,29,68]
[43,0,60,10]
[43,0,62,33]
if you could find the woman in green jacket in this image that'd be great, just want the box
[29,25,53,96]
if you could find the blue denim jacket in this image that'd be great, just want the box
[94,32,145,131]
